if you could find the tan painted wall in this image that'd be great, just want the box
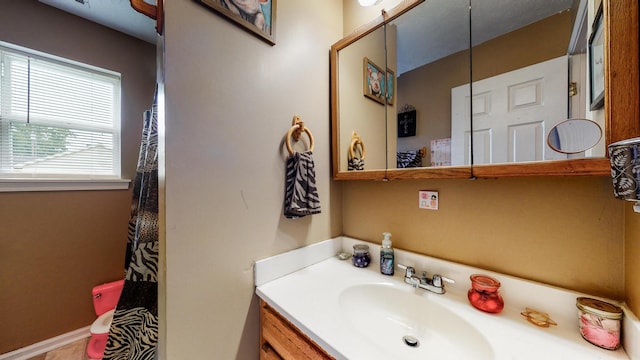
[626,204,640,314]
[0,191,131,353]
[163,0,343,358]
[341,3,628,301]
[0,0,156,354]
[472,10,574,81]
[343,177,624,299]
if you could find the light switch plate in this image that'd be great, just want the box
[419,190,438,210]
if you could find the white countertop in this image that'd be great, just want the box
[255,237,635,360]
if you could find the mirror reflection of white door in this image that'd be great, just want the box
[451,55,568,165]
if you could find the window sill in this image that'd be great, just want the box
[0,178,131,192]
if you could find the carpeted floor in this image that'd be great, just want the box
[27,338,90,360]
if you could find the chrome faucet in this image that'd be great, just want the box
[397,264,455,294]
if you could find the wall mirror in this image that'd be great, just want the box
[386,0,471,179]
[331,0,639,180]
[331,0,472,180]
[336,24,389,177]
[467,0,639,177]
[333,0,442,180]
[465,0,605,168]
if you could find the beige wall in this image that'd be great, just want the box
[626,204,640,314]
[163,0,343,358]
[0,0,156,354]
[343,177,625,299]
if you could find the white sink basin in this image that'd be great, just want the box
[339,283,494,360]
[256,238,632,360]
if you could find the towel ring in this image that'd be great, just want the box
[349,131,366,160]
[286,115,315,156]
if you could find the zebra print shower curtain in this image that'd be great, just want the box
[103,88,159,360]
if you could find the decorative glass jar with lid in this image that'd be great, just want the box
[352,244,370,268]
[576,297,622,350]
[467,274,504,314]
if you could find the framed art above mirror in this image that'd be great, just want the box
[330,0,639,180]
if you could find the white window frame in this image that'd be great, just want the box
[0,42,129,192]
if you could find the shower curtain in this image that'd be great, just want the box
[103,88,159,360]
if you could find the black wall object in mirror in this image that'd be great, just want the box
[398,110,416,137]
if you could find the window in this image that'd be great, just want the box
[0,42,122,180]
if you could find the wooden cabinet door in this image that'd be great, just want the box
[259,300,334,360]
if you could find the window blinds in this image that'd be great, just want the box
[0,43,121,178]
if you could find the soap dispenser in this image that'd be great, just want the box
[380,232,394,275]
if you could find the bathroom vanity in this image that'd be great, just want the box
[255,237,638,360]
[259,300,333,359]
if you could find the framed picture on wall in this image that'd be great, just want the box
[398,110,416,137]
[588,2,604,110]
[198,0,276,45]
[386,68,395,105]
[363,57,386,104]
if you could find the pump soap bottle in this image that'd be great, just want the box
[380,232,394,275]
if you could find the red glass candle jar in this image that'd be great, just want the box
[468,274,504,314]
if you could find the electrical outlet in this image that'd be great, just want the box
[419,191,438,210]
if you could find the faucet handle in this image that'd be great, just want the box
[432,274,455,288]
[397,264,415,277]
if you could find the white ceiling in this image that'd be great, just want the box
[39,0,157,44]
[37,0,580,74]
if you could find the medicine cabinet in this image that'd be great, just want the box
[330,0,639,180]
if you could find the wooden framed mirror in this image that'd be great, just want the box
[330,0,639,180]
[470,0,638,177]
[384,0,472,180]
[331,1,429,180]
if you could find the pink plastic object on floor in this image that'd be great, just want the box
[87,280,124,360]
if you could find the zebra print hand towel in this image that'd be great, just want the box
[348,157,364,171]
[397,150,422,168]
[284,151,321,219]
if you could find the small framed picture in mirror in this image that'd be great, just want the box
[386,68,395,105]
[588,2,604,110]
[363,57,386,104]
